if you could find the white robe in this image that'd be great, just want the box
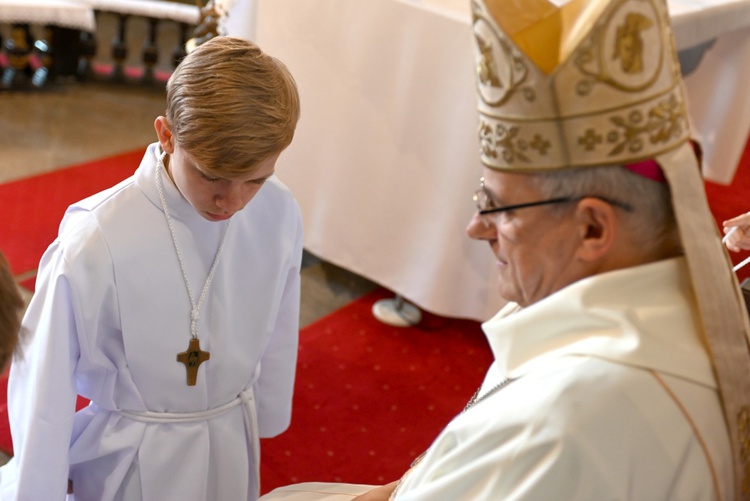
[0,143,304,501]
[261,257,733,501]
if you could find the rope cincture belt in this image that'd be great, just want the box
[117,386,261,498]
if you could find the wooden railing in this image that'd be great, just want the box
[0,1,200,90]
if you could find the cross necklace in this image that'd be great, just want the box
[155,150,231,386]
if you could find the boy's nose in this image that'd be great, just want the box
[216,185,247,214]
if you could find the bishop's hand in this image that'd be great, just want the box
[723,212,750,253]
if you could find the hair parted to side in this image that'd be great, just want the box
[530,165,680,259]
[166,36,300,176]
[0,252,24,372]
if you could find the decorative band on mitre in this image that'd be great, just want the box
[478,83,690,170]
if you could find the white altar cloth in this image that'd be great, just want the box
[0,0,199,32]
[0,0,95,31]
[83,0,199,25]
[250,0,750,321]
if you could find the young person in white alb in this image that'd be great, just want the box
[0,36,303,500]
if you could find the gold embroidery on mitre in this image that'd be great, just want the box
[574,0,664,95]
[474,16,534,107]
[472,0,690,171]
[614,13,653,73]
[573,92,687,157]
[478,122,552,164]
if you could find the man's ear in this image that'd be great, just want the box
[154,116,175,154]
[574,198,617,263]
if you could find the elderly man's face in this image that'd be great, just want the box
[467,168,583,307]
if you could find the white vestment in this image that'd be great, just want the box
[0,143,304,501]
[262,257,733,501]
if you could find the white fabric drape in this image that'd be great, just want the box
[238,0,750,321]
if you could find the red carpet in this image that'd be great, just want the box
[260,289,491,493]
[0,148,143,279]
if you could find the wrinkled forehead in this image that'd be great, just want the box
[481,167,545,198]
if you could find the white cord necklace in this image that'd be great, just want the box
[155,149,232,386]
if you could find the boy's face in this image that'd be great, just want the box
[155,117,278,222]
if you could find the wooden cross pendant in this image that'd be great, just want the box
[177,337,210,386]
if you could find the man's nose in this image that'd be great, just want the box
[466,212,496,240]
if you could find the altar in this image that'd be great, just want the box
[245,0,750,321]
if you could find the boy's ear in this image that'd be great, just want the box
[154,117,175,154]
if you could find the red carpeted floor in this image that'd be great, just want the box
[0,149,143,283]
[1,138,750,492]
[260,288,491,493]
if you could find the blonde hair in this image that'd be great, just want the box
[0,252,23,372]
[165,36,300,176]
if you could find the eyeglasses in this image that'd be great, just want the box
[473,178,634,216]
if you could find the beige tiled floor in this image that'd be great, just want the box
[0,84,165,182]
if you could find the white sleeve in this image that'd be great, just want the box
[1,211,118,501]
[255,206,303,438]
[1,239,82,500]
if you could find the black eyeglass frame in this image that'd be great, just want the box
[473,182,634,216]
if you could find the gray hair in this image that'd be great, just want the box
[529,165,679,258]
